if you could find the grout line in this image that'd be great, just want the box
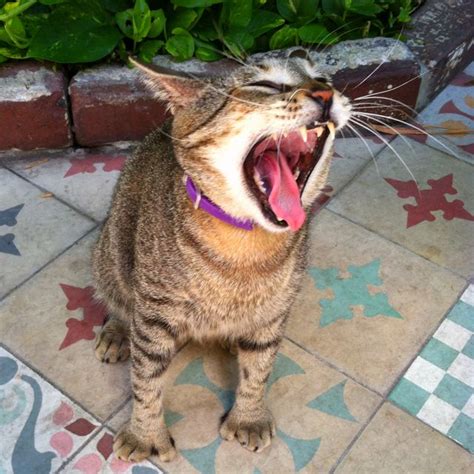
[328,398,385,473]
[0,225,99,304]
[325,208,468,280]
[1,163,102,225]
[0,341,102,425]
[384,280,470,395]
[284,336,384,398]
[102,395,132,432]
[55,426,104,473]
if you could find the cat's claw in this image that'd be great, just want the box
[113,425,177,463]
[219,408,275,453]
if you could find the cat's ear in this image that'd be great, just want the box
[129,57,205,112]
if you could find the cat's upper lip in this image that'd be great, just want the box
[243,122,334,230]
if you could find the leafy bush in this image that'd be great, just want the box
[0,0,421,65]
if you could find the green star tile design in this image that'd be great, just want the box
[434,374,472,410]
[164,409,184,427]
[277,429,321,472]
[309,259,402,327]
[447,301,474,332]
[181,437,222,474]
[307,380,356,422]
[448,414,474,454]
[420,338,459,370]
[389,379,431,415]
[267,353,305,391]
[174,358,234,412]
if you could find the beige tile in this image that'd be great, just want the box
[335,403,473,474]
[108,340,381,473]
[0,232,130,421]
[327,138,474,278]
[287,210,465,395]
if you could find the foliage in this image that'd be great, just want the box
[0,0,421,65]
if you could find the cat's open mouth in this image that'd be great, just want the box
[243,122,335,231]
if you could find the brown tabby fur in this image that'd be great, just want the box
[92,52,350,463]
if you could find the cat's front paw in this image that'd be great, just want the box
[219,408,276,453]
[113,424,177,463]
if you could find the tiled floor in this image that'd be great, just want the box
[0,62,473,473]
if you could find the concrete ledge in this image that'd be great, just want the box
[0,61,71,150]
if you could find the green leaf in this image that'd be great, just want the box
[0,44,28,58]
[0,53,7,63]
[348,0,383,16]
[225,30,254,58]
[276,0,319,23]
[221,0,252,29]
[298,23,339,44]
[165,27,194,61]
[167,7,197,32]
[115,9,134,38]
[321,0,345,15]
[194,41,221,61]
[171,0,223,7]
[132,0,151,41]
[28,2,122,63]
[148,8,165,37]
[5,17,29,48]
[101,0,130,12]
[38,0,67,4]
[269,25,299,50]
[247,10,285,38]
[138,38,163,62]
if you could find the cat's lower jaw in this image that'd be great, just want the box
[113,423,177,463]
[220,406,276,453]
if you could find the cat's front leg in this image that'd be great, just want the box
[220,331,282,453]
[114,312,178,463]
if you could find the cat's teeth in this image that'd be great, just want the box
[315,127,324,137]
[294,168,301,180]
[327,121,335,138]
[271,133,278,141]
[299,126,308,142]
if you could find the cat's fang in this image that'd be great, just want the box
[315,127,324,137]
[327,121,335,138]
[299,126,308,142]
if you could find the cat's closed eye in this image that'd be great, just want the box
[244,81,291,93]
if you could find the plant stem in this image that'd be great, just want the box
[0,0,38,22]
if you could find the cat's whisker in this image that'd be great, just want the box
[355,69,430,101]
[344,122,381,178]
[353,96,418,116]
[352,29,405,90]
[285,88,313,109]
[306,23,366,57]
[352,111,460,158]
[349,116,420,191]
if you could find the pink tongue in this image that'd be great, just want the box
[257,151,306,231]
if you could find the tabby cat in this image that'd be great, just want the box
[92,50,351,463]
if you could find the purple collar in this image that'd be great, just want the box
[185,176,254,231]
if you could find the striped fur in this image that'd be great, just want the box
[92,53,350,462]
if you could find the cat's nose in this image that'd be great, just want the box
[311,89,333,121]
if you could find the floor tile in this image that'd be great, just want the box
[61,429,162,474]
[0,168,95,299]
[108,340,381,473]
[390,296,473,452]
[416,61,474,164]
[327,137,474,278]
[2,148,131,222]
[335,403,473,474]
[0,232,130,421]
[0,347,100,473]
[286,210,465,394]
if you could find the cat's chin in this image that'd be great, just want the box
[243,122,335,232]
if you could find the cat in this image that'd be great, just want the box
[91,49,351,463]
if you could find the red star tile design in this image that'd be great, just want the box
[59,284,107,350]
[64,155,126,178]
[385,174,474,228]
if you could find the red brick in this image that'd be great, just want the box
[0,61,71,151]
[69,65,169,146]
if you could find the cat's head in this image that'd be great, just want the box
[131,51,351,233]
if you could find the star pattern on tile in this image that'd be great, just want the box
[0,204,24,256]
[309,259,402,327]
[385,174,474,228]
[64,154,127,178]
[59,284,107,350]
